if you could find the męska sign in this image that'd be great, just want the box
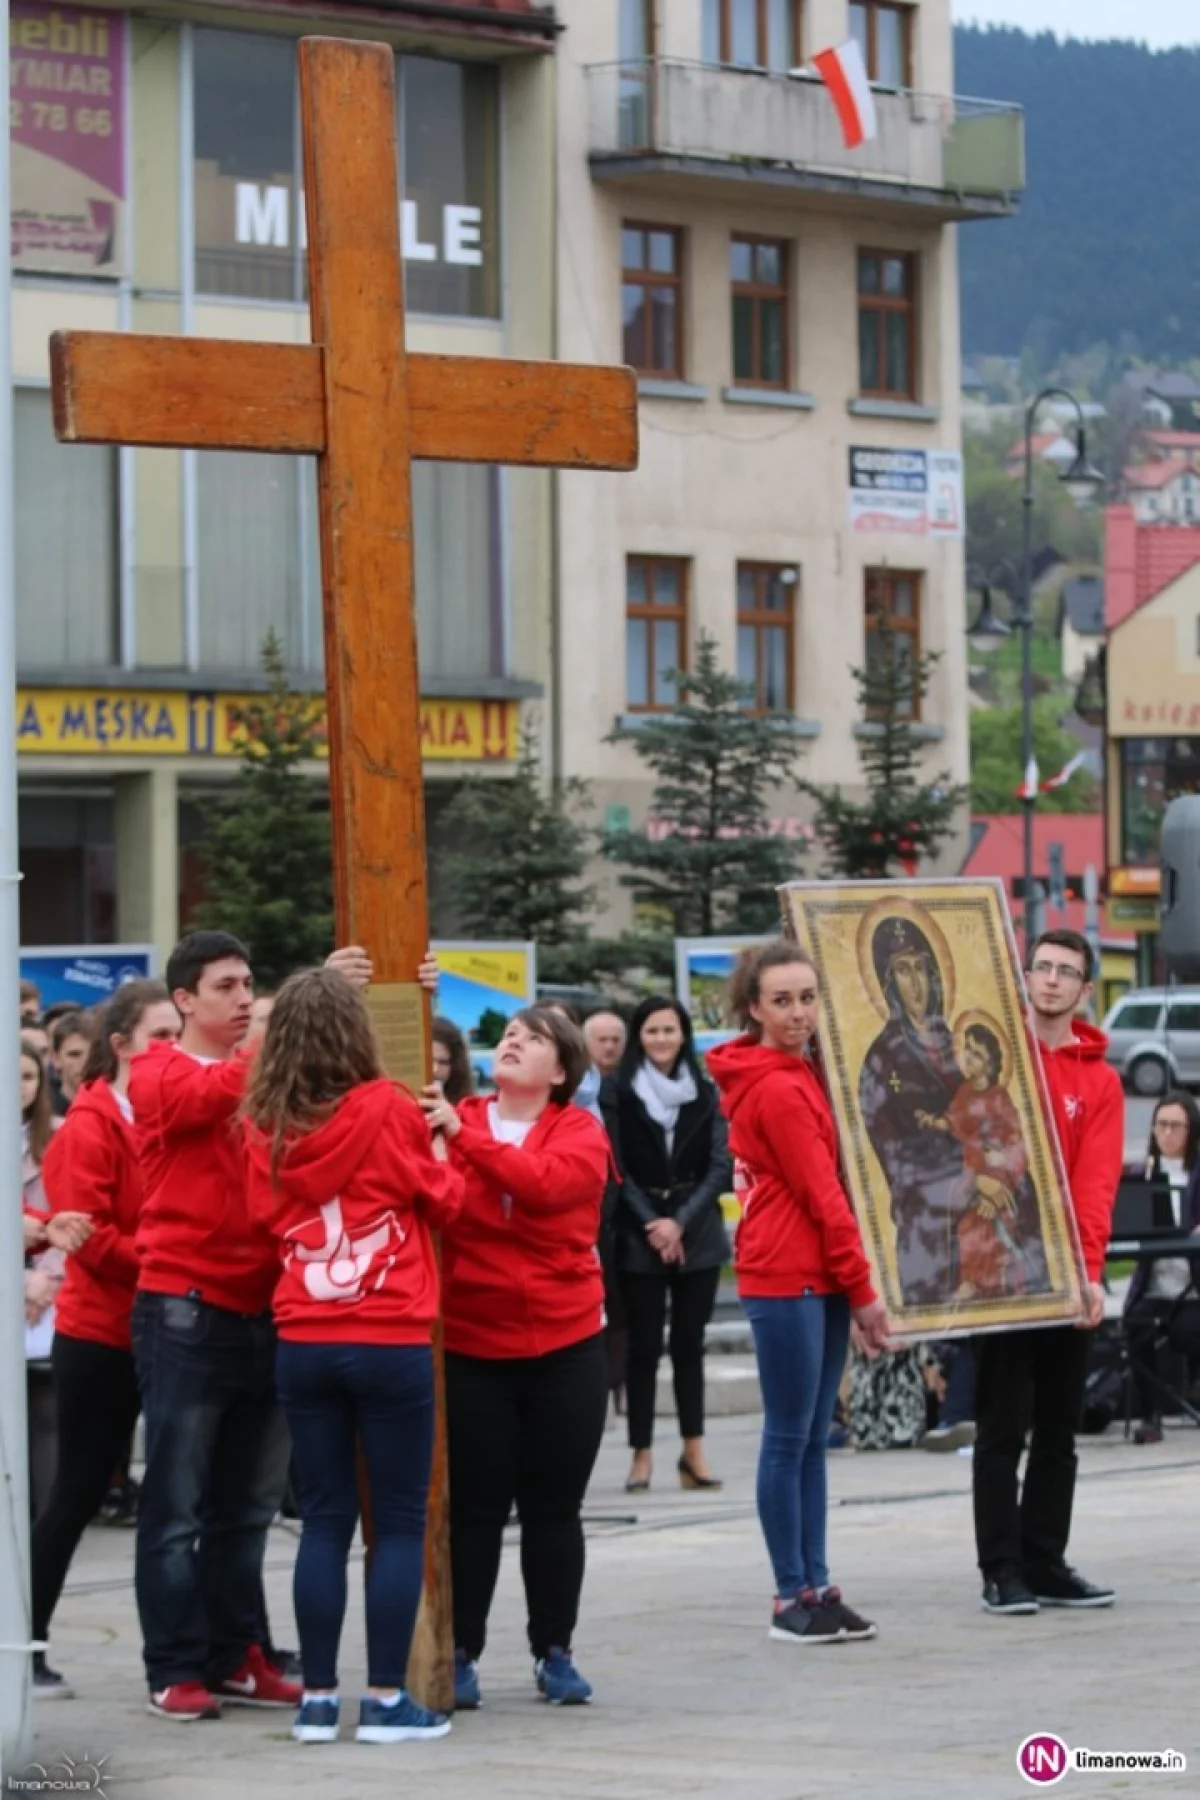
[15,688,518,761]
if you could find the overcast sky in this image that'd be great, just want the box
[955,0,1198,48]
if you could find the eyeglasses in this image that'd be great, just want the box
[1156,1119,1189,1134]
[1029,960,1087,984]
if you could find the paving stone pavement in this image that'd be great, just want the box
[18,1412,1200,1800]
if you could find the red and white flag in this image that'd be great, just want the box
[813,40,878,150]
[1015,757,1040,802]
[1040,751,1089,792]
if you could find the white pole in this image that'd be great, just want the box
[0,0,35,1770]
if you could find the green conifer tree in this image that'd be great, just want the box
[804,632,967,878]
[191,632,333,986]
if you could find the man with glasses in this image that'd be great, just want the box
[974,929,1123,1618]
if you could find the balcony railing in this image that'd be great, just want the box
[587,61,1024,205]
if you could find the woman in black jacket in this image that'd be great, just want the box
[602,996,731,1493]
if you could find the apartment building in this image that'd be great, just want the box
[554,0,1025,922]
[12,0,556,965]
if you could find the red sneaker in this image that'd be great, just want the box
[147,1682,222,1722]
[211,1644,302,1709]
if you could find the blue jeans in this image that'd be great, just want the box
[276,1340,434,1691]
[743,1294,851,1599]
[132,1292,291,1689]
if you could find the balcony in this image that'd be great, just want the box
[586,61,1024,222]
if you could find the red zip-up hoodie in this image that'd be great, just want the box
[1038,1019,1124,1282]
[42,1080,142,1350]
[707,1036,877,1308]
[129,1040,277,1315]
[245,1081,464,1345]
[443,1097,608,1359]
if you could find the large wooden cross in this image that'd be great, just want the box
[49,36,637,1709]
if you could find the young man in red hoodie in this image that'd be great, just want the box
[129,930,371,1722]
[974,928,1123,1617]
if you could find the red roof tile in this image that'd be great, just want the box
[1104,504,1200,627]
[1124,461,1194,491]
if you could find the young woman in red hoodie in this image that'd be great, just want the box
[421,1005,610,1710]
[243,967,463,1748]
[708,943,891,1648]
[33,978,180,1698]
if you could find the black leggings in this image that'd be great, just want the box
[32,1333,142,1644]
[446,1334,608,1662]
[622,1265,721,1452]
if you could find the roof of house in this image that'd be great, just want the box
[1007,431,1070,462]
[1060,575,1105,636]
[1104,505,1200,628]
[1124,461,1195,491]
[1139,429,1200,457]
[963,813,1131,944]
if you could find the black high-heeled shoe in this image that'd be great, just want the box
[678,1456,723,1491]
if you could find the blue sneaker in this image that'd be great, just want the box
[292,1695,340,1743]
[454,1649,482,1710]
[535,1647,593,1706]
[355,1692,452,1744]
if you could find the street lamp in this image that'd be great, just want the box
[1016,389,1104,951]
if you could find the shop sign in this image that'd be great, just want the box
[19,944,152,1007]
[9,3,126,276]
[15,688,517,762]
[848,447,964,538]
[234,185,484,268]
[1107,896,1160,930]
[1108,867,1162,897]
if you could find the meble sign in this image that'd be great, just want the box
[235,182,484,267]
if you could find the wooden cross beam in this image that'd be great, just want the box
[49,35,638,1711]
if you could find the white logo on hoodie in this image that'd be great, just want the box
[284,1197,404,1304]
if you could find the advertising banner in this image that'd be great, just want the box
[848,446,964,538]
[430,942,537,1086]
[15,688,518,762]
[10,4,126,276]
[20,944,153,1010]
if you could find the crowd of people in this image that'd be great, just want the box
[15,921,1133,1743]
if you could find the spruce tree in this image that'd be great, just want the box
[605,632,804,936]
[436,732,607,983]
[805,631,967,878]
[191,632,334,986]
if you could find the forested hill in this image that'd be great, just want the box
[954,25,1200,363]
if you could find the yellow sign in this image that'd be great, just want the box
[14,688,517,762]
[1109,867,1161,898]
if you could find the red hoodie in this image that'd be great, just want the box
[129,1040,276,1315]
[42,1081,142,1350]
[1038,1019,1123,1282]
[707,1037,877,1308]
[245,1081,464,1345]
[442,1096,608,1359]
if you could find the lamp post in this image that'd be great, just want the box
[968,390,1104,953]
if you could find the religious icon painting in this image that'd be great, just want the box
[779,878,1087,1339]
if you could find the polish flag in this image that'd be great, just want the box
[1040,751,1090,792]
[1015,757,1040,802]
[812,41,878,150]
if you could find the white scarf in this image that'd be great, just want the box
[633,1058,698,1154]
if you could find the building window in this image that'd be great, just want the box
[626,557,688,711]
[858,250,917,400]
[17,794,115,947]
[14,389,119,669]
[1121,737,1200,866]
[618,0,656,145]
[731,237,788,388]
[703,0,801,72]
[622,225,684,377]
[737,564,796,712]
[865,569,921,720]
[849,2,912,87]
[193,30,500,317]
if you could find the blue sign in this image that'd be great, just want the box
[20,944,155,1012]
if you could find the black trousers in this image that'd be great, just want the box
[621,1265,721,1452]
[973,1325,1091,1580]
[446,1333,608,1662]
[32,1333,142,1642]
